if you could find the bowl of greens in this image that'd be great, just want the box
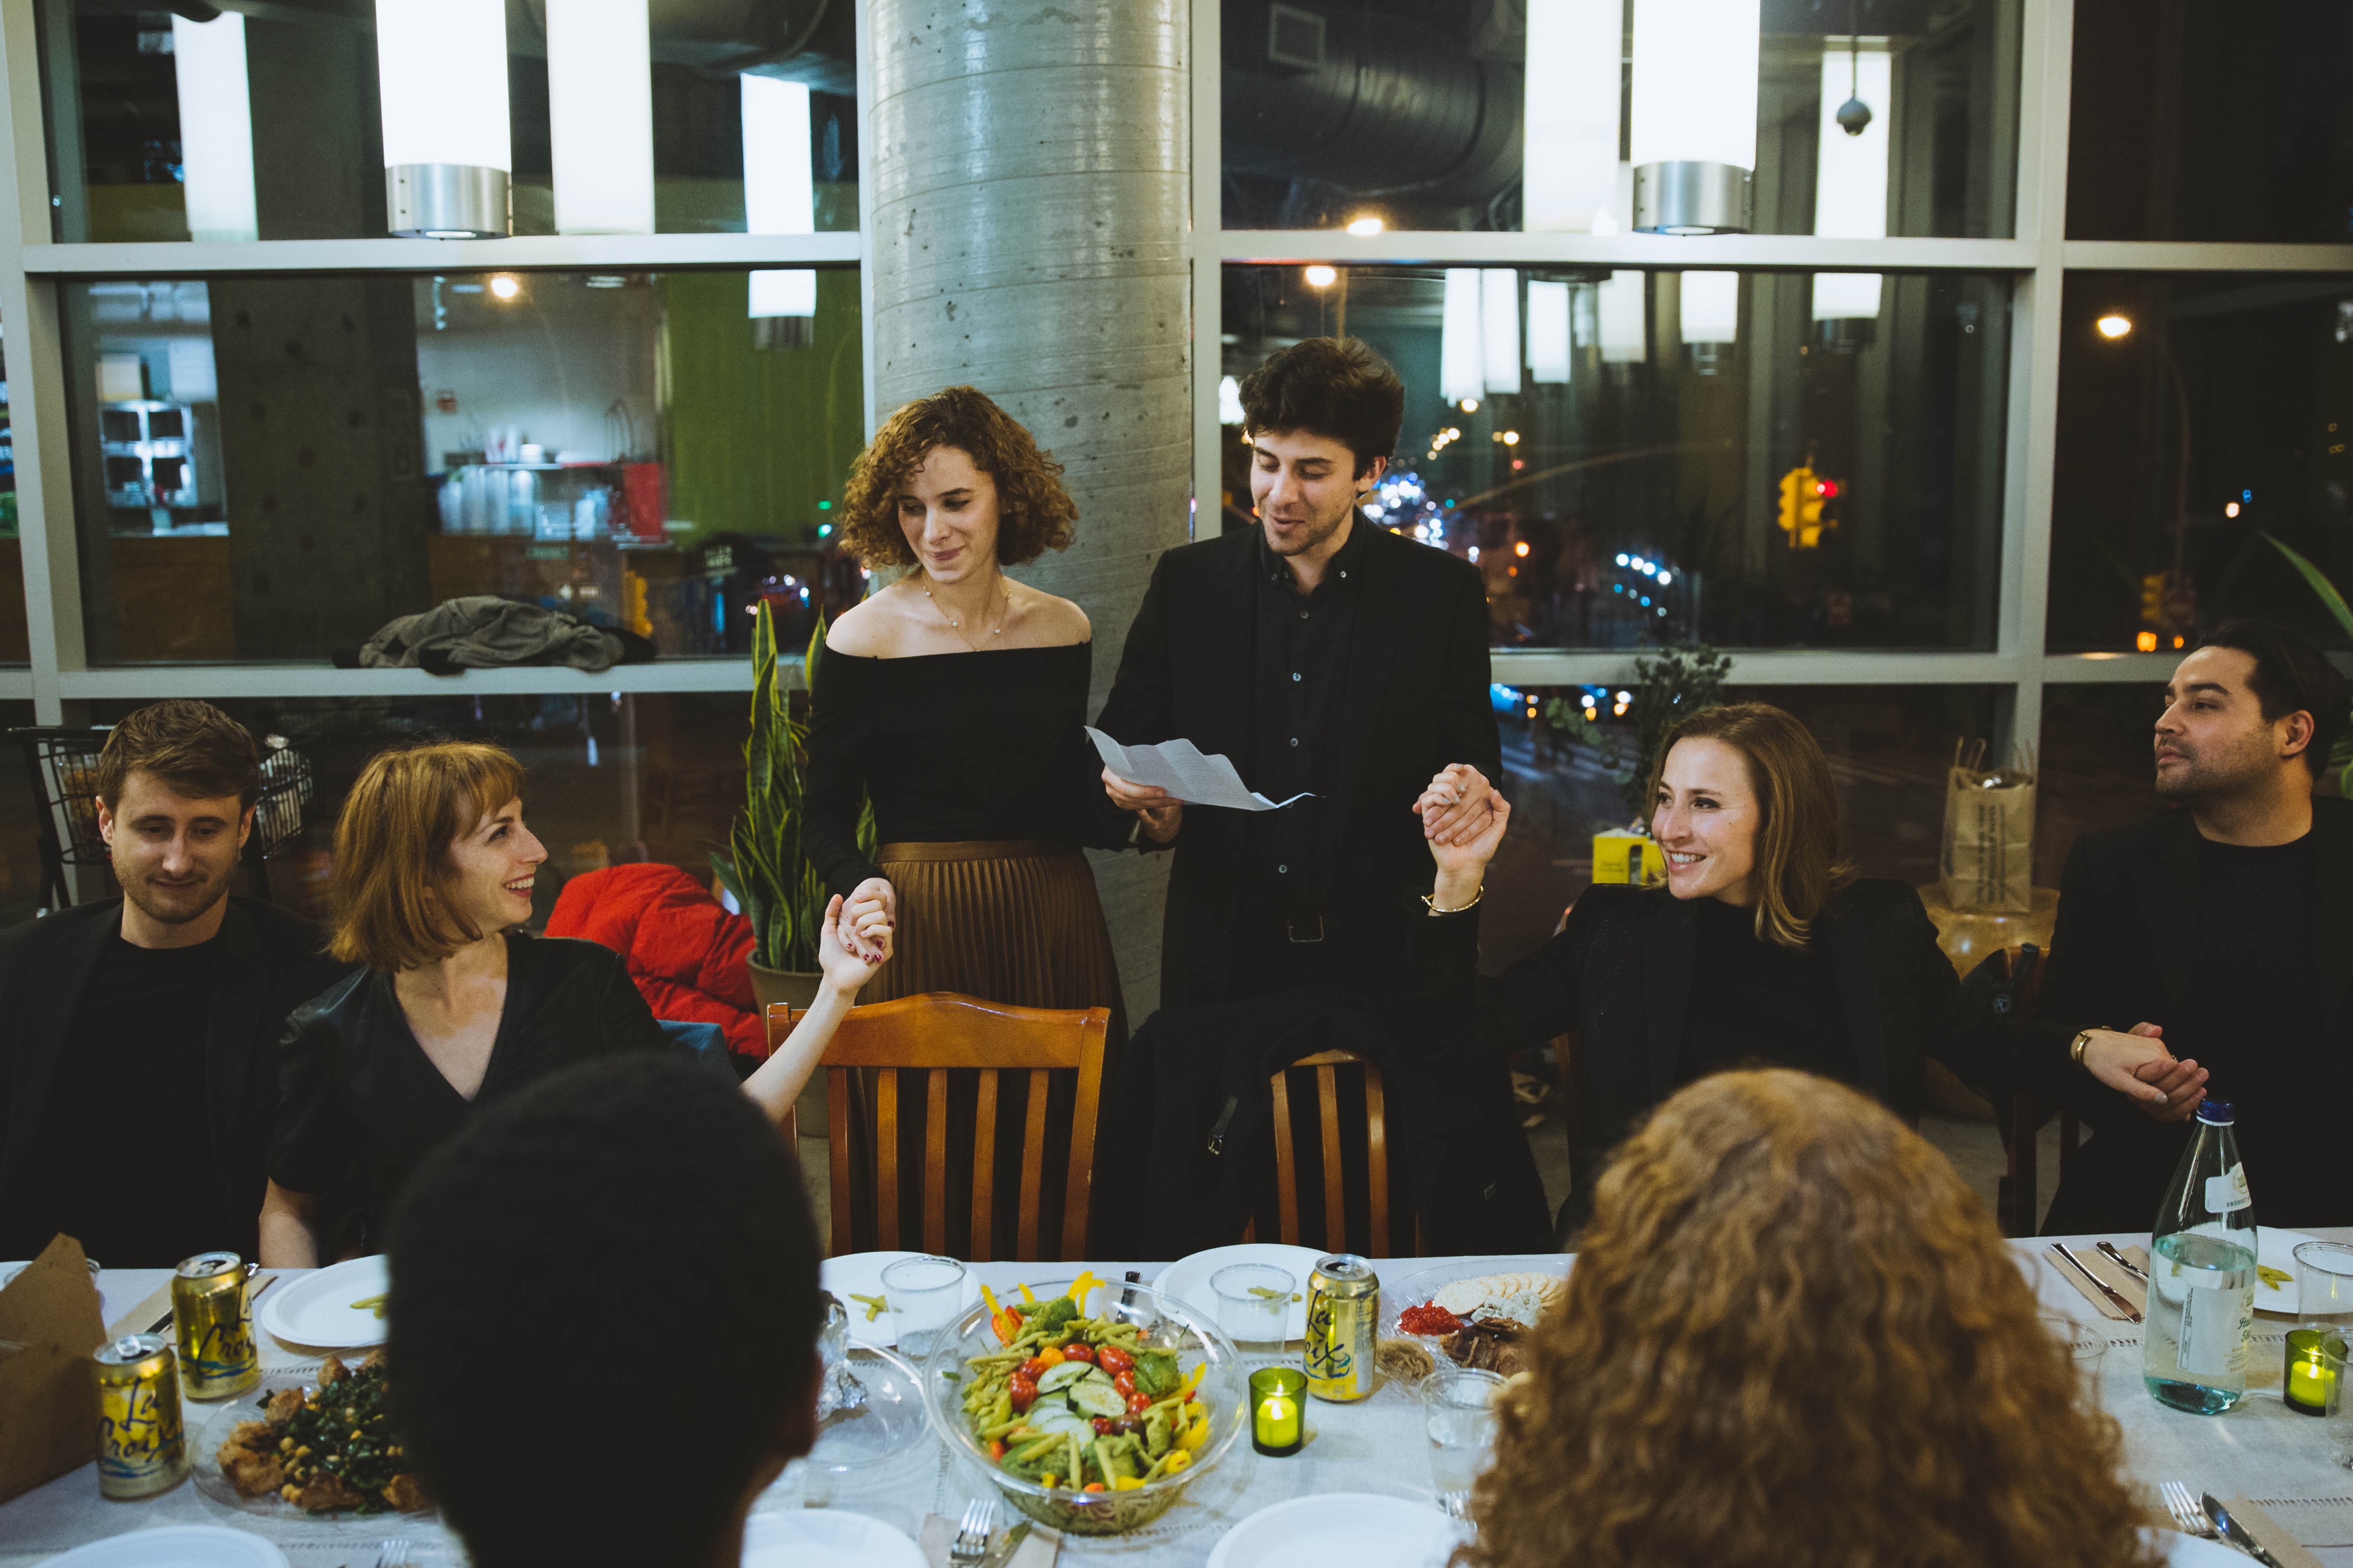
[917,1273,1248,1536]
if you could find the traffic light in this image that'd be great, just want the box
[1777,466,1840,549]
[2140,573,2167,629]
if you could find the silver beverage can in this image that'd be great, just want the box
[1303,1253,1379,1403]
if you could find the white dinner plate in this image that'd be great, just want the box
[37,1525,290,1567]
[740,1508,926,1568]
[1206,1493,1469,1568]
[1154,1243,1325,1344]
[819,1252,979,1349]
[258,1254,388,1349]
[2255,1227,2324,1316]
[2155,1526,2248,1565]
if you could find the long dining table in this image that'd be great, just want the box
[5,1230,2351,1567]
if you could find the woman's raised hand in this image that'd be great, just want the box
[819,893,890,995]
[1415,764,1509,886]
[843,876,896,962]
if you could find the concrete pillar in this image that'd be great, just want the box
[865,0,1191,1025]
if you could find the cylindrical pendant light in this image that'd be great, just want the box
[1812,43,1891,322]
[745,74,816,342]
[173,12,257,243]
[1523,0,1623,233]
[377,0,511,237]
[1629,0,1760,234]
[1598,271,1648,364]
[1482,270,1523,396]
[1440,269,1485,404]
[1527,280,1573,383]
[1679,271,1740,344]
[548,0,654,235]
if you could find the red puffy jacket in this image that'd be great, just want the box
[545,863,766,1060]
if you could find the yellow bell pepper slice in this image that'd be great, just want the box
[1112,1474,1144,1492]
[1179,1361,1207,1395]
[981,1283,1004,1317]
[1017,1283,1037,1304]
[1179,1416,1210,1451]
[1163,1451,1193,1474]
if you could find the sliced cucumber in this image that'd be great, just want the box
[1036,1361,1094,1395]
[1025,1400,1092,1438]
[1068,1375,1126,1418]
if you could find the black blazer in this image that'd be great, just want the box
[2022,798,2353,1234]
[1412,879,1968,1229]
[0,897,349,1263]
[1097,522,1500,1009]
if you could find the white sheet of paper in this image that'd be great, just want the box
[1086,727,1313,812]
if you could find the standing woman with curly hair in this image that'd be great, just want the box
[1459,1068,2165,1568]
[808,387,1135,1070]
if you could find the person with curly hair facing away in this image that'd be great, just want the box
[1458,1068,2163,1568]
[389,1053,826,1568]
[811,385,1135,1030]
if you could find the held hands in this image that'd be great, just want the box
[818,893,892,995]
[1415,764,1509,910]
[2080,1022,2208,1123]
[1102,767,1183,843]
[842,877,897,963]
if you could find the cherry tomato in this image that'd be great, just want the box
[1126,1391,1152,1415]
[1019,1357,1050,1381]
[1083,1482,1106,1493]
[1096,1346,1134,1375]
[1091,1416,1114,1436]
[1008,1374,1037,1413]
[1060,1342,1096,1365]
[1112,1370,1136,1398]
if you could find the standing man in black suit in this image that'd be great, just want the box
[0,701,348,1265]
[1097,338,1500,1009]
[2022,621,2351,1233]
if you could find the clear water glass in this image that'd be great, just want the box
[1212,1263,1294,1345]
[2325,1343,2353,1467]
[880,1255,966,1358]
[1422,1365,1506,1519]
[2296,1242,2353,1331]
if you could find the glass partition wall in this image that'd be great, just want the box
[1,0,2348,948]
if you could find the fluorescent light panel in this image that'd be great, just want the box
[1629,0,1761,172]
[744,75,816,318]
[1523,0,1623,232]
[548,0,654,235]
[375,0,510,172]
[173,13,257,244]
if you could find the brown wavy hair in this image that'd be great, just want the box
[329,741,527,971]
[835,385,1079,570]
[1457,1070,2161,1568]
[1649,701,1853,949]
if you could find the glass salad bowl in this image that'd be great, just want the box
[916,1277,1247,1536]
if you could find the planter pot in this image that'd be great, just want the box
[747,961,823,1016]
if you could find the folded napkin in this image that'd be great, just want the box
[2221,1495,2328,1568]
[919,1511,1059,1568]
[2048,1243,2148,1320]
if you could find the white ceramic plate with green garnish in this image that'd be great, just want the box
[820,1251,978,1348]
[257,1254,389,1349]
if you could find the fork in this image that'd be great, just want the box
[948,1497,998,1567]
[2160,1482,2248,1558]
[372,1540,411,1568]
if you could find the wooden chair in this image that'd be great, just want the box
[1255,1049,1420,1258]
[766,991,1109,1262]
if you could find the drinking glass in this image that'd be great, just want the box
[1422,1365,1506,1519]
[880,1256,967,1358]
[2296,1242,2353,1330]
[1212,1263,1294,1346]
[2324,1343,2353,1468]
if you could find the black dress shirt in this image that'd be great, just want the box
[1247,523,1366,932]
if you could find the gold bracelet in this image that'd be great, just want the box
[1422,885,1484,915]
[2070,1029,2097,1067]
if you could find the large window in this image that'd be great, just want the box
[59,268,865,664]
[1220,0,2020,238]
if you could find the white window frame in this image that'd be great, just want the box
[0,0,2344,739]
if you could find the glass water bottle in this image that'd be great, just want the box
[2142,1099,2258,1415]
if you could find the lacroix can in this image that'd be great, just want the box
[91,1334,186,1500]
[171,1252,257,1400]
[1303,1253,1379,1403]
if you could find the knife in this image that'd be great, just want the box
[977,1521,1033,1568]
[2050,1243,2142,1322]
[2202,1493,2285,1568]
[2095,1241,2150,1284]
[146,1268,278,1336]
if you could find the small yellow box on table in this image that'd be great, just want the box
[1591,828,1664,886]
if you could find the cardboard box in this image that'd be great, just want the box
[1590,828,1664,887]
[0,1233,107,1503]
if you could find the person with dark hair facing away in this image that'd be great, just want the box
[388,1055,825,1568]
[0,701,348,1266]
[1096,338,1500,1008]
[262,740,883,1264]
[1410,703,1970,1233]
[2021,620,2352,1232]
[812,384,1135,1032]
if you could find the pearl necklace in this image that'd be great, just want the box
[924,580,1008,650]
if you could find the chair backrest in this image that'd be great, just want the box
[766,991,1109,1262]
[1266,1049,1414,1258]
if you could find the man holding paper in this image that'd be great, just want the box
[1097,338,1500,1008]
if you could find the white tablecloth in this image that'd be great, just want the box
[7,1235,2351,1566]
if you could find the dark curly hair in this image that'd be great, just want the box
[1457,1070,2162,1568]
[835,385,1079,569]
[388,1056,823,1568]
[1239,337,1404,477]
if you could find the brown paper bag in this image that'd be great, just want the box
[1941,739,2035,913]
[0,1233,107,1504]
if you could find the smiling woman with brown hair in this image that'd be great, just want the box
[1456,1069,2162,1568]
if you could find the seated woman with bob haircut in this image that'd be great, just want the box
[260,741,885,1264]
[1413,702,1970,1231]
[1457,1069,2161,1568]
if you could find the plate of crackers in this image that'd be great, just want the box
[1374,1261,1569,1390]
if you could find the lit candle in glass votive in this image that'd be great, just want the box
[2286,1329,2345,1416]
[1251,1366,1305,1457]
